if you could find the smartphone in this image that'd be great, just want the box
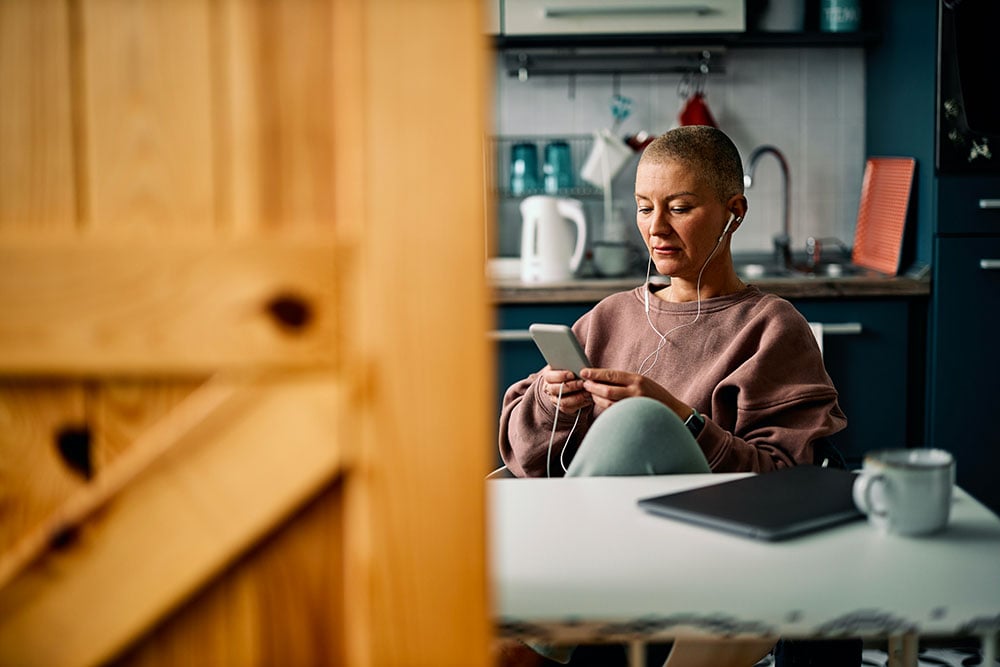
[529,323,591,377]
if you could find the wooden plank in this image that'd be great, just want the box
[0,0,90,563]
[79,0,216,231]
[91,381,200,467]
[0,0,77,230]
[216,0,336,233]
[339,1,493,665]
[0,373,346,667]
[0,237,340,375]
[0,382,88,552]
[112,480,345,667]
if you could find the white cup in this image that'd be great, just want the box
[852,449,955,536]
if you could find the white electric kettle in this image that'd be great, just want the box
[519,195,588,283]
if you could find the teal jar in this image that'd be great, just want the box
[821,0,860,32]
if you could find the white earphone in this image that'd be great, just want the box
[718,214,742,242]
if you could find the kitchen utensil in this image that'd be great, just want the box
[851,157,915,275]
[510,142,540,195]
[519,195,587,283]
[543,140,574,193]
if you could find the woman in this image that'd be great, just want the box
[497,126,846,666]
[500,125,845,480]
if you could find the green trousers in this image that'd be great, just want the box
[535,397,711,664]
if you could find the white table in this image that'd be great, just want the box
[489,474,1000,666]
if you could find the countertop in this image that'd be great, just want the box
[493,272,931,304]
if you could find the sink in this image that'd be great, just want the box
[734,262,795,280]
[791,262,869,278]
[733,252,875,281]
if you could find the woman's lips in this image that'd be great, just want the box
[652,245,681,256]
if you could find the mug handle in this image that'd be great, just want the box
[852,472,888,517]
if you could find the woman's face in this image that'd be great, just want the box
[634,158,738,282]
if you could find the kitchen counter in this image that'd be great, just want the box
[492,273,931,304]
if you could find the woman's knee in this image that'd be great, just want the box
[567,397,709,476]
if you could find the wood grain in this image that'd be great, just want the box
[0,237,340,375]
[339,1,494,664]
[111,479,346,667]
[0,373,346,667]
[0,381,87,552]
[79,0,216,232]
[0,0,77,231]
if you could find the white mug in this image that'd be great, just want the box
[852,448,955,536]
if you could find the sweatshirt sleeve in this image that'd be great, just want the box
[498,371,595,478]
[695,305,847,472]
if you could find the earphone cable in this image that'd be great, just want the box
[639,229,727,374]
[546,381,583,478]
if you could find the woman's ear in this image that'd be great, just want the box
[727,194,748,230]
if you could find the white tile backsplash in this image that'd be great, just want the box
[493,47,866,257]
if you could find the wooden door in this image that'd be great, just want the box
[0,1,492,665]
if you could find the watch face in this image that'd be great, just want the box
[686,410,705,438]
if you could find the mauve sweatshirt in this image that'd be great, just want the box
[500,285,847,477]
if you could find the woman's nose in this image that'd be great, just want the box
[646,211,671,237]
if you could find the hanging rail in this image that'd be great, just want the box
[503,46,725,79]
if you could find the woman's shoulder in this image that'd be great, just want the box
[740,288,806,321]
[589,285,647,313]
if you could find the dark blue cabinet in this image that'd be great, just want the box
[792,299,922,463]
[929,177,1000,514]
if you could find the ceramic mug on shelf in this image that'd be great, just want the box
[852,448,955,536]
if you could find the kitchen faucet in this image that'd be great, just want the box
[744,145,792,270]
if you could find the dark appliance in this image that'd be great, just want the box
[936,0,1000,173]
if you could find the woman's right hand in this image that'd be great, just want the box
[539,367,593,412]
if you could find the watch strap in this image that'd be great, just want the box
[684,407,705,438]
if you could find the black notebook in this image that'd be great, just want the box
[637,465,864,541]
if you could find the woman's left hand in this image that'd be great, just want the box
[579,368,688,418]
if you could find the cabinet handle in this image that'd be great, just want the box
[981,259,1000,270]
[978,199,1000,209]
[544,5,717,18]
[490,329,533,342]
[820,323,863,336]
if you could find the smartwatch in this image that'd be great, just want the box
[684,407,705,438]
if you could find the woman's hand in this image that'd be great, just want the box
[539,367,593,412]
[579,367,688,417]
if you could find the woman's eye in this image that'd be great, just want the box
[671,206,691,214]
[637,207,652,215]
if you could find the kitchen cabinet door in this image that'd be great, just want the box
[937,175,1000,235]
[929,237,1000,514]
[792,300,919,465]
[502,0,744,36]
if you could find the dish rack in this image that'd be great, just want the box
[488,134,603,199]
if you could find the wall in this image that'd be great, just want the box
[493,47,867,260]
